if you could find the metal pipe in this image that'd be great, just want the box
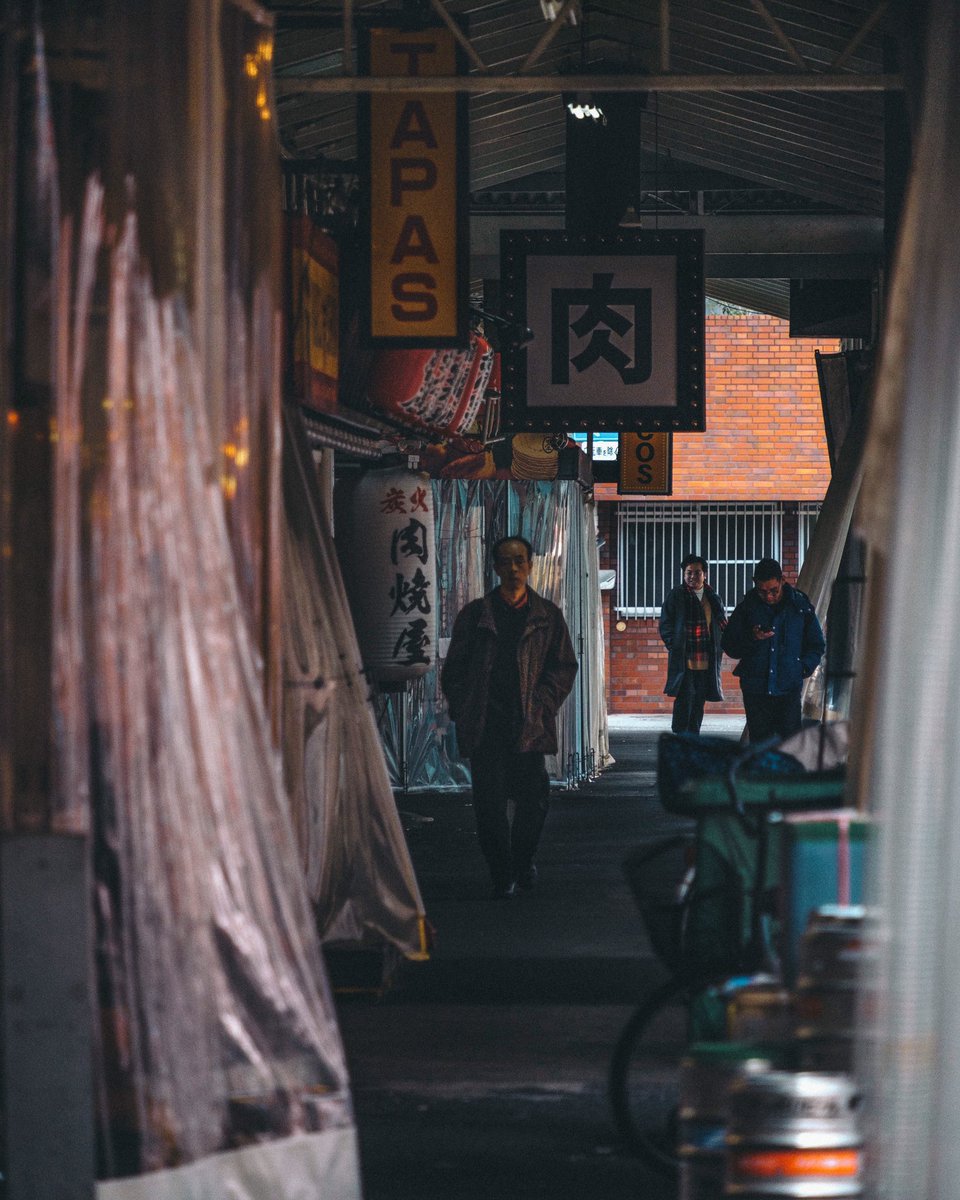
[274,70,903,95]
[659,0,670,72]
[343,0,353,77]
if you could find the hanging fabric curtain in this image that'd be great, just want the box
[852,4,960,1197]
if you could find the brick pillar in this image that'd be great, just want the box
[782,503,800,579]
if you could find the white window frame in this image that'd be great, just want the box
[798,502,823,571]
[616,502,783,618]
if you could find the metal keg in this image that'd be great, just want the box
[795,907,871,1076]
[679,1043,794,1200]
[725,1070,862,1197]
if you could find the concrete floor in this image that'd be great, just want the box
[334,718,734,1200]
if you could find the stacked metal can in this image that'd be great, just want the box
[794,906,869,1073]
[679,1043,794,1200]
[724,1070,862,1197]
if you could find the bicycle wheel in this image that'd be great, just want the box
[608,976,695,1175]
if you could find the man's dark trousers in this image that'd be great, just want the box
[742,688,803,742]
[469,747,550,888]
[672,669,709,734]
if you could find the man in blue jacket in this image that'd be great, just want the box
[721,557,825,743]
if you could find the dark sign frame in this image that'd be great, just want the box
[500,229,704,433]
[357,20,470,348]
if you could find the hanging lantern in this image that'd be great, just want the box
[337,469,437,683]
[366,335,494,438]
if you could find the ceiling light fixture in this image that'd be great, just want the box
[540,0,578,25]
[566,92,605,123]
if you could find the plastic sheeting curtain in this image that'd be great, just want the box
[5,3,362,1194]
[91,202,357,1187]
[511,479,610,782]
[107,0,284,732]
[374,479,491,790]
[377,479,608,790]
[281,406,428,958]
[852,3,960,1197]
[797,395,872,723]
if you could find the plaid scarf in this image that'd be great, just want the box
[684,586,712,670]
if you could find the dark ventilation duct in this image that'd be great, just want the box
[564,86,647,236]
[789,279,874,340]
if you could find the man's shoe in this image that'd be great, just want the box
[492,880,517,900]
[517,865,538,891]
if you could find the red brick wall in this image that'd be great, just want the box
[598,315,833,714]
[595,314,836,503]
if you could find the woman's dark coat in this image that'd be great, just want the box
[658,584,726,701]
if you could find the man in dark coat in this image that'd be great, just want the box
[440,536,578,899]
[658,554,727,734]
[721,557,825,742]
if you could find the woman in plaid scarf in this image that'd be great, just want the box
[658,554,728,733]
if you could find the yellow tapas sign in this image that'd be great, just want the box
[367,26,465,344]
[618,432,673,494]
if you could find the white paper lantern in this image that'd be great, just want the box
[338,469,437,683]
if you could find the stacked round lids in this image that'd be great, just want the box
[511,433,560,480]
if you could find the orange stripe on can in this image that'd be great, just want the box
[732,1149,861,1178]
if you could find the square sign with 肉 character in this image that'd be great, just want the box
[500,229,704,434]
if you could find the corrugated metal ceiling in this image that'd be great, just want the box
[272,0,889,214]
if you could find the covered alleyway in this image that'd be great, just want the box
[335,715,743,1200]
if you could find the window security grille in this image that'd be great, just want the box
[616,502,783,617]
[798,502,823,571]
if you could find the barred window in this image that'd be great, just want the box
[798,502,823,571]
[616,502,783,617]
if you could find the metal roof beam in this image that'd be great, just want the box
[704,253,879,278]
[831,1,889,71]
[747,0,808,70]
[469,212,884,260]
[519,0,580,72]
[274,70,903,95]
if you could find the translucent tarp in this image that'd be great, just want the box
[3,3,362,1192]
[281,405,428,957]
[511,479,611,782]
[90,202,356,1178]
[852,4,960,1196]
[373,479,609,791]
[797,396,871,724]
[373,478,491,790]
